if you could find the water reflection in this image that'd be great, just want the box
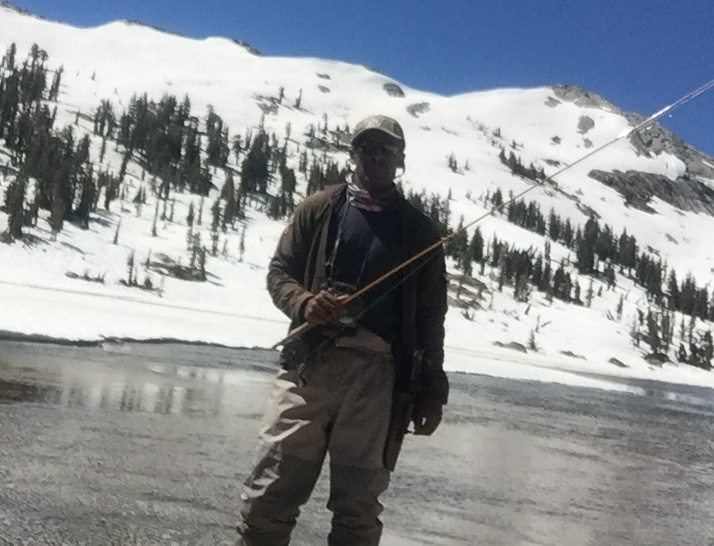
[0,378,63,405]
[0,345,272,417]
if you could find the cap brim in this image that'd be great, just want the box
[351,127,404,144]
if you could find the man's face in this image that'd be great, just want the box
[350,130,404,193]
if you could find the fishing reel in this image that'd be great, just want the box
[325,279,364,328]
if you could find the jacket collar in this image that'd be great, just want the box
[324,181,406,211]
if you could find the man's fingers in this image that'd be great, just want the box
[412,406,443,436]
[413,416,439,436]
[422,414,441,435]
[306,301,333,324]
[315,294,342,318]
[304,291,347,324]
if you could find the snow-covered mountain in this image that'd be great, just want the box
[2,3,714,390]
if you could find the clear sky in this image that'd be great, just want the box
[7,0,714,156]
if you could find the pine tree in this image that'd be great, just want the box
[645,309,661,354]
[210,199,221,256]
[221,174,236,229]
[528,329,537,351]
[576,217,599,273]
[497,255,506,292]
[688,315,696,344]
[604,262,616,288]
[197,247,207,281]
[661,310,673,353]
[469,228,484,263]
[2,43,17,70]
[448,217,468,258]
[75,174,96,229]
[185,223,194,251]
[151,199,159,237]
[702,331,713,370]
[103,173,120,211]
[49,185,65,237]
[531,256,543,287]
[241,131,270,194]
[189,233,201,272]
[515,274,530,303]
[160,196,168,221]
[552,265,565,299]
[585,279,594,307]
[548,209,561,241]
[47,65,62,101]
[677,342,688,362]
[447,153,457,173]
[3,174,26,241]
[491,188,503,210]
[461,255,473,276]
[197,195,204,226]
[562,219,574,248]
[239,225,246,262]
[280,167,297,195]
[112,220,121,244]
[630,316,640,347]
[678,317,686,344]
[126,250,136,286]
[186,201,195,227]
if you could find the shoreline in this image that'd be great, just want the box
[4,331,714,399]
[0,330,269,350]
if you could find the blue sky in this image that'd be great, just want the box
[9,0,714,156]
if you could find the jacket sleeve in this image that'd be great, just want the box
[415,223,449,405]
[266,197,320,323]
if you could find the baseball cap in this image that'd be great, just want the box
[351,115,405,146]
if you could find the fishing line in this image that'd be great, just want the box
[273,77,714,349]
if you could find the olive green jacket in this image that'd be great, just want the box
[267,183,449,404]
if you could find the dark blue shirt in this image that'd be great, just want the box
[327,201,403,342]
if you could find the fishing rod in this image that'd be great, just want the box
[272,77,714,349]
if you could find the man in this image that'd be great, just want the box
[237,115,448,546]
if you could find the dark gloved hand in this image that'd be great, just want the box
[412,400,443,436]
[302,290,347,325]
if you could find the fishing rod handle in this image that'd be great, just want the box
[272,321,312,349]
[272,291,360,349]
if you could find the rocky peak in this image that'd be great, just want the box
[551,83,621,112]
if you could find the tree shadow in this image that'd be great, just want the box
[60,240,85,254]
[15,232,48,248]
[89,214,114,229]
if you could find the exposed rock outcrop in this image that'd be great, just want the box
[609,358,627,368]
[406,102,430,118]
[578,115,595,134]
[588,169,714,216]
[493,341,528,353]
[552,84,620,112]
[625,113,714,180]
[383,82,405,98]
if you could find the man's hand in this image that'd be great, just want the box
[303,290,347,325]
[412,401,443,436]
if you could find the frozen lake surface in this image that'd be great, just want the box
[1,341,713,545]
